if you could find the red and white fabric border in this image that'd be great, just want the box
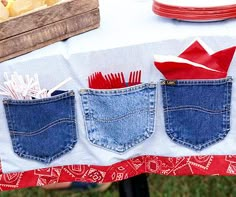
[1,154,236,191]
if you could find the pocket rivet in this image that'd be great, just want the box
[3,100,8,104]
[79,89,87,94]
[149,83,156,88]
[161,81,166,85]
[70,91,75,96]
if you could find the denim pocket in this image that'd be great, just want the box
[161,77,233,151]
[79,83,156,153]
[3,90,77,163]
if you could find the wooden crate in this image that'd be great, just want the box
[0,0,100,62]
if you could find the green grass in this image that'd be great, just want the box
[1,175,236,197]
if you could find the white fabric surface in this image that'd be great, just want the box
[1,0,236,173]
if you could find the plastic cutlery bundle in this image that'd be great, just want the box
[0,72,72,99]
[88,70,142,89]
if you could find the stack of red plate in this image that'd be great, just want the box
[152,0,236,22]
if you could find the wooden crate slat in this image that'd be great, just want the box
[0,0,99,40]
[0,8,100,62]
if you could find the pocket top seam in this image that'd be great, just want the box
[160,77,232,86]
[3,90,75,105]
[79,83,157,96]
[162,80,232,112]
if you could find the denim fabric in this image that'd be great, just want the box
[79,83,156,153]
[161,77,233,151]
[3,90,77,163]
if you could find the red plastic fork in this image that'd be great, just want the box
[88,73,95,88]
[105,72,126,88]
[96,72,110,89]
[89,70,141,89]
[128,70,141,86]
[88,72,110,89]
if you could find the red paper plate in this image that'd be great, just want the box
[153,6,236,21]
[153,2,236,14]
[154,0,236,10]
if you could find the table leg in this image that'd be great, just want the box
[118,174,150,197]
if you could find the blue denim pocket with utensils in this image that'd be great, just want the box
[3,90,77,163]
[161,77,233,151]
[79,83,156,153]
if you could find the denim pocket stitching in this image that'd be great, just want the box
[222,79,232,133]
[10,121,77,163]
[93,108,150,122]
[9,118,76,136]
[11,135,77,163]
[147,87,156,133]
[163,84,171,137]
[69,93,77,140]
[166,132,228,150]
[80,83,157,95]
[80,83,157,153]
[165,106,228,114]
[4,91,77,163]
[162,78,232,151]
[165,111,230,150]
[161,77,232,86]
[88,131,153,153]
[3,91,74,105]
[69,94,73,120]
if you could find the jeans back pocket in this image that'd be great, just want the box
[79,83,156,153]
[3,90,77,163]
[161,77,233,151]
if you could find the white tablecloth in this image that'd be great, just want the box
[1,0,236,173]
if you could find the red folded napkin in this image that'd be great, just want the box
[154,61,226,80]
[154,40,236,79]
